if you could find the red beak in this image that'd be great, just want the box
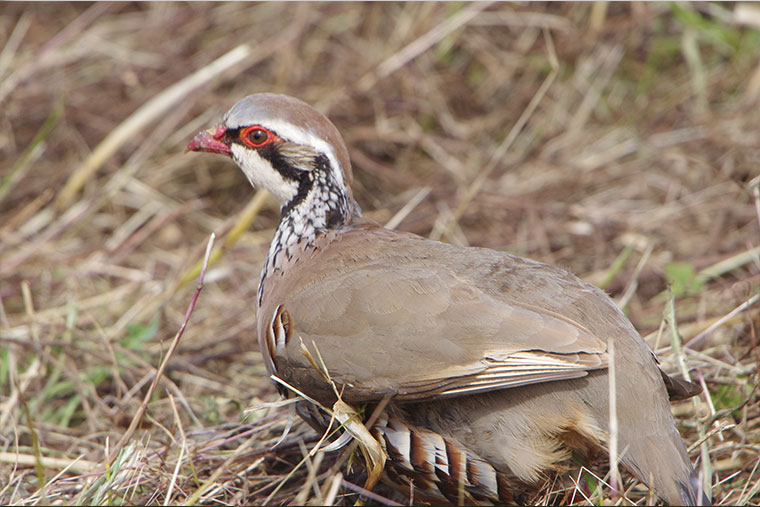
[186,126,231,156]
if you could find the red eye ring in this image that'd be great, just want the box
[240,125,277,148]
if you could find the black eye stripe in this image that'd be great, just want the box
[224,127,241,143]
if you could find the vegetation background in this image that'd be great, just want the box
[1,2,758,505]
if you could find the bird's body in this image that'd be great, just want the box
[188,93,708,505]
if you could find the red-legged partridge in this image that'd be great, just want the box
[188,93,709,505]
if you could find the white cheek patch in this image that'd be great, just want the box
[231,144,298,203]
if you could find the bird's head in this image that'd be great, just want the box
[188,93,356,220]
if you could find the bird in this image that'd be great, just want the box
[187,93,709,505]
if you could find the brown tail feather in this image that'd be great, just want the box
[661,369,703,401]
[620,426,710,505]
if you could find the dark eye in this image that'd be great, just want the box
[248,129,268,144]
[241,126,274,148]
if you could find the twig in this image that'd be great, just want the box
[442,27,558,240]
[55,44,253,209]
[294,442,324,505]
[0,99,62,204]
[750,175,760,232]
[615,242,654,310]
[681,24,709,115]
[357,3,492,91]
[164,394,188,506]
[738,458,760,505]
[384,187,431,230]
[0,454,97,475]
[607,336,620,499]
[697,245,760,284]
[664,289,713,498]
[340,478,402,506]
[685,292,760,348]
[179,188,271,287]
[0,12,32,80]
[598,246,633,290]
[108,233,215,464]
[323,472,343,506]
[183,438,261,505]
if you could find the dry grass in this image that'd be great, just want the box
[1,2,759,505]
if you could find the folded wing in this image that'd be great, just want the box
[271,231,609,402]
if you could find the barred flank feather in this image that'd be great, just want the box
[371,413,516,505]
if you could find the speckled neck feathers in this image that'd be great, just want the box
[258,155,353,305]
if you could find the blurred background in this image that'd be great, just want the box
[1,2,759,504]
